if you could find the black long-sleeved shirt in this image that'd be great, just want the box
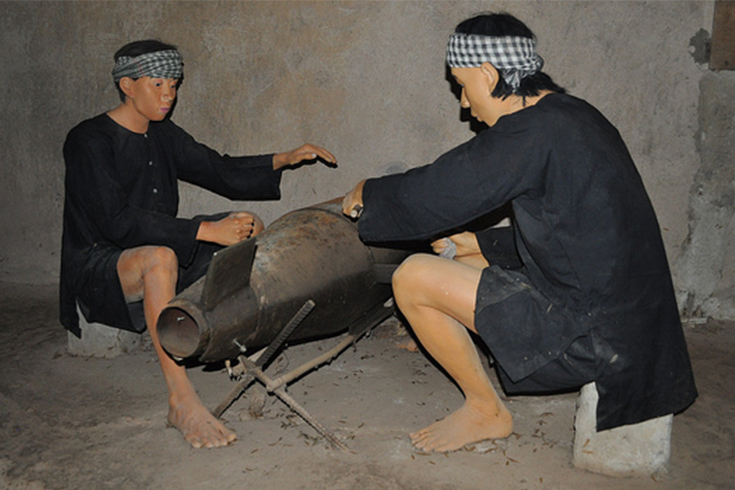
[61,114,282,335]
[358,93,697,430]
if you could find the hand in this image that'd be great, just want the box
[342,180,365,219]
[431,231,480,258]
[272,143,337,170]
[197,212,265,246]
[431,237,457,259]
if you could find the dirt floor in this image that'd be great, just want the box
[1,283,733,490]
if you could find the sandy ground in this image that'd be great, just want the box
[1,282,733,490]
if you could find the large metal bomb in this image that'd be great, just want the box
[157,199,409,363]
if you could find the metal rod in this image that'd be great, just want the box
[211,301,314,419]
[240,355,350,452]
[272,386,351,452]
[256,300,315,368]
[268,334,356,390]
[211,373,255,419]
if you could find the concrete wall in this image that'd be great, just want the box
[0,1,732,320]
[676,70,735,320]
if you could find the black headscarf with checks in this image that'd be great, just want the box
[112,49,183,83]
[446,34,543,91]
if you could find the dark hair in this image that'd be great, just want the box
[113,39,180,102]
[454,13,566,99]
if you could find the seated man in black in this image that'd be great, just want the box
[61,40,336,448]
[343,13,697,452]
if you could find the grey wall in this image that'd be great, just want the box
[676,71,735,320]
[1,1,732,321]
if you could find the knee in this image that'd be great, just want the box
[144,246,178,276]
[392,254,434,302]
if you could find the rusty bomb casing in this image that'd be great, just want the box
[157,200,409,363]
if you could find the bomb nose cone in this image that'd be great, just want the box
[158,306,206,359]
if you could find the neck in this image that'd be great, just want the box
[506,90,551,114]
[107,102,150,134]
[490,90,552,126]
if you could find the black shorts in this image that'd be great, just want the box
[77,239,223,333]
[473,261,596,395]
[494,333,596,395]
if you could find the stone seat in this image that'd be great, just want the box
[67,303,140,358]
[573,382,673,476]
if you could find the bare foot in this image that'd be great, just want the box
[410,401,513,453]
[167,389,237,449]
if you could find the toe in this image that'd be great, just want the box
[187,436,204,449]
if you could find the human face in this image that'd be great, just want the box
[451,65,500,126]
[125,76,178,122]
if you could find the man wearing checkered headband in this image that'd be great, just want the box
[343,13,696,453]
[61,40,338,449]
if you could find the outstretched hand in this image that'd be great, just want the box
[196,212,265,247]
[273,143,337,170]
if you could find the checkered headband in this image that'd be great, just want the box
[446,34,543,90]
[112,49,183,83]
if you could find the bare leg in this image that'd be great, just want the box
[393,254,513,452]
[117,246,236,449]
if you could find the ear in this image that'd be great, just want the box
[479,62,499,92]
[119,77,136,100]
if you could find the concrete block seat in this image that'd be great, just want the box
[67,303,141,358]
[573,382,673,477]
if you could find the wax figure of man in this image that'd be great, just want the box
[61,40,337,449]
[343,13,697,453]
